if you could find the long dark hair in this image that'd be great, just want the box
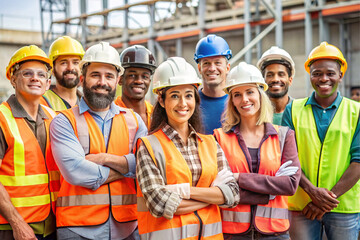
[149,86,203,134]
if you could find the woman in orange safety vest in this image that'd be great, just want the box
[213,62,301,239]
[136,57,240,240]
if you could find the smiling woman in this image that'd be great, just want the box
[136,57,240,240]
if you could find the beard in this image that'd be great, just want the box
[83,82,116,110]
[54,69,80,89]
[267,83,289,99]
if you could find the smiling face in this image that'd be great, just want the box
[81,62,119,111]
[198,56,230,88]
[11,61,50,98]
[263,63,292,99]
[120,67,151,101]
[310,59,342,99]
[53,55,81,89]
[159,84,196,130]
[231,84,261,120]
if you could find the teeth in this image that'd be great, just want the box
[242,105,252,109]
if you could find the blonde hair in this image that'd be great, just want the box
[221,86,273,132]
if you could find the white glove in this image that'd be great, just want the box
[275,161,299,177]
[165,183,190,199]
[211,168,234,187]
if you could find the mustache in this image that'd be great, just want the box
[91,84,112,92]
[63,70,78,76]
[268,82,285,87]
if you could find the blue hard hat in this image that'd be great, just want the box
[194,34,232,63]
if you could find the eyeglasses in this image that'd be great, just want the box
[17,69,50,81]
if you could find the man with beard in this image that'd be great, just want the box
[115,45,156,128]
[194,34,231,134]
[41,36,85,111]
[257,46,295,125]
[50,42,147,239]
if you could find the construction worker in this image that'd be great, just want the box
[194,34,231,134]
[282,42,360,240]
[50,42,147,239]
[350,86,360,102]
[0,45,59,239]
[136,57,239,240]
[41,36,85,110]
[257,46,295,124]
[214,62,300,239]
[115,45,156,128]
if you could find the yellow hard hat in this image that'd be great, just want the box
[304,42,347,75]
[6,45,52,80]
[49,36,85,62]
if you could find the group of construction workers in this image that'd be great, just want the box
[0,33,358,240]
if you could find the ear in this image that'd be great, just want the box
[158,94,165,108]
[45,79,51,91]
[119,75,123,86]
[339,72,343,83]
[226,62,230,73]
[197,63,201,73]
[288,76,293,86]
[10,75,16,88]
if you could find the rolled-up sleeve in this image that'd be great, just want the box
[50,113,110,190]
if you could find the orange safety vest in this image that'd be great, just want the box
[0,102,60,224]
[214,126,290,234]
[114,96,153,127]
[56,106,139,227]
[137,130,223,240]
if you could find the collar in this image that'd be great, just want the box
[78,97,125,116]
[230,122,278,137]
[7,94,48,121]
[162,123,203,142]
[306,91,342,109]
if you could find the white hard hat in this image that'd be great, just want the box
[224,62,268,94]
[256,46,295,78]
[80,42,124,75]
[152,57,201,94]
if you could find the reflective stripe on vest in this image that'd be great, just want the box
[56,106,138,227]
[140,222,222,240]
[114,96,153,127]
[137,130,223,240]
[214,125,290,234]
[289,97,360,212]
[43,90,68,111]
[0,102,57,224]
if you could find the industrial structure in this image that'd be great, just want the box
[0,0,359,99]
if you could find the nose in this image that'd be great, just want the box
[178,96,187,107]
[319,73,329,82]
[97,74,107,85]
[208,63,216,71]
[66,62,74,71]
[134,75,144,84]
[241,95,249,103]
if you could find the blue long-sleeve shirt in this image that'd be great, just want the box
[281,91,360,163]
[50,98,147,239]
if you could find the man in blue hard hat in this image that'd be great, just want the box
[194,34,231,134]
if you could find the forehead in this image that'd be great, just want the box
[55,55,81,62]
[87,62,117,74]
[264,63,288,72]
[199,56,227,63]
[125,67,151,75]
[310,59,340,71]
[19,61,47,70]
[166,84,195,93]
[231,84,258,93]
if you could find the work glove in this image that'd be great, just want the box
[270,161,299,200]
[275,160,299,177]
[165,183,190,199]
[211,168,234,187]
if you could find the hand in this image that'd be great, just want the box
[275,161,299,177]
[165,183,190,199]
[12,221,36,240]
[308,187,339,212]
[85,153,107,165]
[302,202,326,221]
[211,169,234,187]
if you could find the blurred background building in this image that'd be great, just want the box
[0,0,359,102]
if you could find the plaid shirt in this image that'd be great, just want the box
[136,123,239,219]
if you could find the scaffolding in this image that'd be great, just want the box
[40,0,360,94]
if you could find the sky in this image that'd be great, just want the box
[0,0,179,32]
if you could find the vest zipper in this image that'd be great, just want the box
[194,211,203,240]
